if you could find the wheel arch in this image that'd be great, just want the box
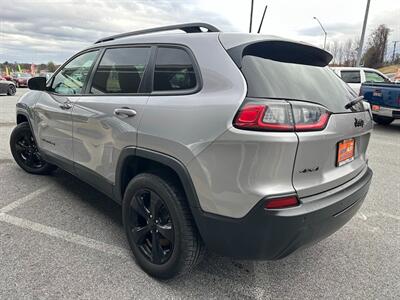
[115,147,202,211]
[17,113,29,124]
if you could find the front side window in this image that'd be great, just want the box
[340,71,361,84]
[51,51,99,95]
[153,47,197,92]
[365,71,387,83]
[90,47,151,94]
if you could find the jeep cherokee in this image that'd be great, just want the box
[10,23,373,279]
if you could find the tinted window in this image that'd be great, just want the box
[51,51,98,94]
[365,71,387,83]
[241,56,358,113]
[340,71,361,83]
[153,47,196,91]
[91,47,151,94]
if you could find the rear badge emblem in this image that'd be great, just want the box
[299,167,319,174]
[354,118,364,128]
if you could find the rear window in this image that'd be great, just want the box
[241,55,358,113]
[341,70,361,83]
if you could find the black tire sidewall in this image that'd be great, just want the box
[122,173,190,279]
[7,85,16,96]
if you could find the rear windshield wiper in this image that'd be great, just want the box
[345,96,364,109]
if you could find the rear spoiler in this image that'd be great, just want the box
[227,40,333,68]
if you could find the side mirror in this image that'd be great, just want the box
[28,76,46,91]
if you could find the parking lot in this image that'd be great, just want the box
[0,89,399,299]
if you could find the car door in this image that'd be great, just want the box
[71,46,152,188]
[34,50,99,170]
[340,70,362,94]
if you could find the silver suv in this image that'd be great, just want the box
[10,23,373,279]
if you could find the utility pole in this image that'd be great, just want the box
[392,41,400,62]
[249,0,254,33]
[356,0,371,66]
[313,17,327,49]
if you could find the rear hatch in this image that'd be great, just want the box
[221,35,373,198]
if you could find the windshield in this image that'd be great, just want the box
[241,55,359,113]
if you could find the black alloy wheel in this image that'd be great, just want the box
[122,173,204,279]
[128,188,174,264]
[10,122,57,174]
[15,128,44,169]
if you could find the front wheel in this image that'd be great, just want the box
[7,84,16,96]
[10,122,57,174]
[122,173,204,279]
[373,115,394,125]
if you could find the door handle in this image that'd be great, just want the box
[114,108,137,117]
[59,102,72,110]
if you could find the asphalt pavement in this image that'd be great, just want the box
[0,89,399,299]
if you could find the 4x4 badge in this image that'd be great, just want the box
[354,118,364,128]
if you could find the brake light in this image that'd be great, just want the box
[233,99,330,132]
[265,196,299,209]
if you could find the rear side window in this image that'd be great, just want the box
[241,56,358,113]
[341,71,361,83]
[153,47,197,92]
[90,47,151,94]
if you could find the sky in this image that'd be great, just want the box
[0,0,399,64]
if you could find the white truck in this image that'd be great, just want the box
[332,67,391,94]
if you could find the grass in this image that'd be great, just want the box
[378,64,400,74]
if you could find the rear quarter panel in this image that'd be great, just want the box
[138,34,247,164]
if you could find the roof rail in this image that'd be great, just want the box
[94,22,221,44]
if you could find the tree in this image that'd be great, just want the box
[47,61,56,72]
[362,24,390,68]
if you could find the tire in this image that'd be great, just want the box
[10,122,57,175]
[122,173,204,279]
[373,115,394,125]
[7,84,16,96]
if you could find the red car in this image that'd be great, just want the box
[13,73,32,87]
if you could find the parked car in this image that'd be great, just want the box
[10,23,373,279]
[13,72,32,87]
[38,72,54,82]
[332,67,391,94]
[2,75,13,82]
[360,81,400,125]
[0,79,16,95]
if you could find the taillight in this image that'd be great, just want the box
[233,99,330,132]
[291,102,331,132]
[265,195,299,209]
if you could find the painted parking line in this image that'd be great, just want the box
[0,185,53,214]
[0,213,132,260]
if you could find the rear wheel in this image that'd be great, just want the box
[122,173,204,279]
[7,84,16,96]
[10,122,57,174]
[373,115,394,125]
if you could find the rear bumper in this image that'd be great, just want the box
[194,167,373,260]
[372,105,400,118]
